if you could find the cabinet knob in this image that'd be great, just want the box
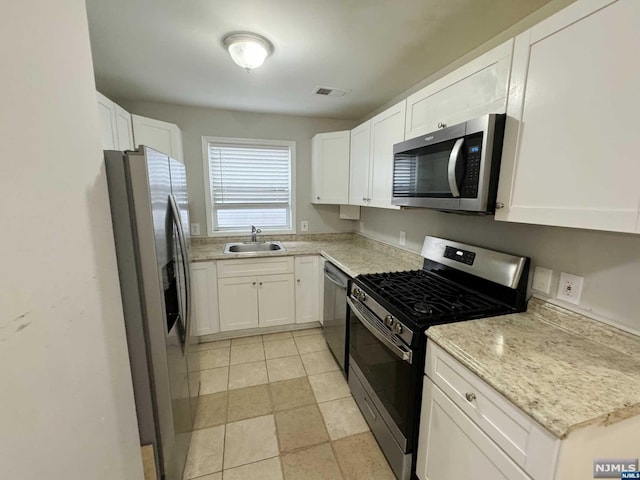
[252,282,257,286]
[259,282,263,286]
[316,196,320,200]
[297,279,301,283]
[362,197,367,201]
[495,202,505,209]
[465,392,476,402]
[438,122,447,129]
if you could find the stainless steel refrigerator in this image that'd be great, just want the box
[105,146,199,480]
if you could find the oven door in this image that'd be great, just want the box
[347,298,419,452]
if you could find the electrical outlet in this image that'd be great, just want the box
[557,272,584,305]
[399,231,406,246]
[532,266,553,294]
[359,221,364,232]
[300,220,309,232]
[190,223,200,236]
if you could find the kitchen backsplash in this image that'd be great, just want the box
[360,207,640,334]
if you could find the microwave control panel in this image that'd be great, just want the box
[460,134,483,198]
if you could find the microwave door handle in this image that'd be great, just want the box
[447,138,465,198]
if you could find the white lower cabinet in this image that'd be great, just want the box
[294,256,321,324]
[417,379,530,480]
[216,257,297,332]
[191,261,220,336]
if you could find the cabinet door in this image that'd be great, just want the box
[295,256,320,324]
[258,274,296,328]
[114,103,134,150]
[131,114,184,162]
[416,379,530,480]
[496,0,640,233]
[218,276,259,332]
[348,121,371,206]
[368,101,405,209]
[405,40,512,140]
[96,92,117,150]
[191,262,220,336]
[311,131,350,204]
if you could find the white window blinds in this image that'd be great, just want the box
[207,142,292,231]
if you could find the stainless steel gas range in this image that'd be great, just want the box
[347,236,530,480]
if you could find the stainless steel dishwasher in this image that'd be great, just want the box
[322,262,350,375]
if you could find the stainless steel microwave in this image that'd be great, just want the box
[392,114,506,213]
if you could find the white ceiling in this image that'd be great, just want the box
[86,0,553,120]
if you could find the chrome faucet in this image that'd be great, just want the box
[250,225,261,243]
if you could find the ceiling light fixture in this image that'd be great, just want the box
[222,32,273,71]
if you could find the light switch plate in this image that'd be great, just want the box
[557,272,584,305]
[300,220,309,232]
[532,266,552,294]
[190,223,200,236]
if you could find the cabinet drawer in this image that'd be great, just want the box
[217,257,294,278]
[426,340,557,479]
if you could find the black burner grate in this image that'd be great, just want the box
[358,270,506,325]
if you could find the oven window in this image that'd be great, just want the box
[349,311,415,442]
[393,139,458,198]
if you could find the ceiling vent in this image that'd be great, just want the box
[313,86,350,97]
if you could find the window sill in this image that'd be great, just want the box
[207,228,296,238]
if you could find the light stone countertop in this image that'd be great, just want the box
[190,233,424,277]
[427,298,640,439]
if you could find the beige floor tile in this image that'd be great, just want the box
[264,338,299,359]
[183,425,225,479]
[231,335,263,346]
[198,347,230,370]
[195,339,231,351]
[194,392,228,429]
[227,384,273,422]
[308,371,350,403]
[318,397,369,440]
[266,356,306,382]
[275,404,329,453]
[292,328,322,337]
[228,361,268,390]
[263,331,293,341]
[281,443,343,480]
[200,367,229,395]
[230,343,265,365]
[332,432,395,480]
[223,457,283,480]
[294,334,328,354]
[300,350,339,375]
[224,414,279,469]
[269,377,316,412]
[191,474,221,480]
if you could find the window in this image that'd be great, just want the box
[202,137,295,235]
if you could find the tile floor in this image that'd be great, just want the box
[184,328,395,480]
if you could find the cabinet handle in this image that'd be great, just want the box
[362,197,367,201]
[465,392,476,402]
[495,202,505,209]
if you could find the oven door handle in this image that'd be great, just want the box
[347,298,413,364]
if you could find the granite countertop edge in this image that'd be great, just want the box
[426,299,640,439]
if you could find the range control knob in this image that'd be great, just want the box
[359,291,367,302]
[353,287,361,298]
[384,315,395,327]
[393,323,403,335]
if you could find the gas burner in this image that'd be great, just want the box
[413,302,433,315]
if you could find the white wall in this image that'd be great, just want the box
[0,1,143,479]
[119,101,356,236]
[360,208,640,333]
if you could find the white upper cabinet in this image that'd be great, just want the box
[496,0,640,233]
[348,122,371,206]
[348,101,405,209]
[131,114,184,163]
[405,40,513,140]
[97,91,134,151]
[311,130,350,204]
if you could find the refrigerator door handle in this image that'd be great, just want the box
[168,194,191,346]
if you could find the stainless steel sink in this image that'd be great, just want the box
[224,241,285,254]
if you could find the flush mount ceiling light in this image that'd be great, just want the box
[222,32,273,71]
